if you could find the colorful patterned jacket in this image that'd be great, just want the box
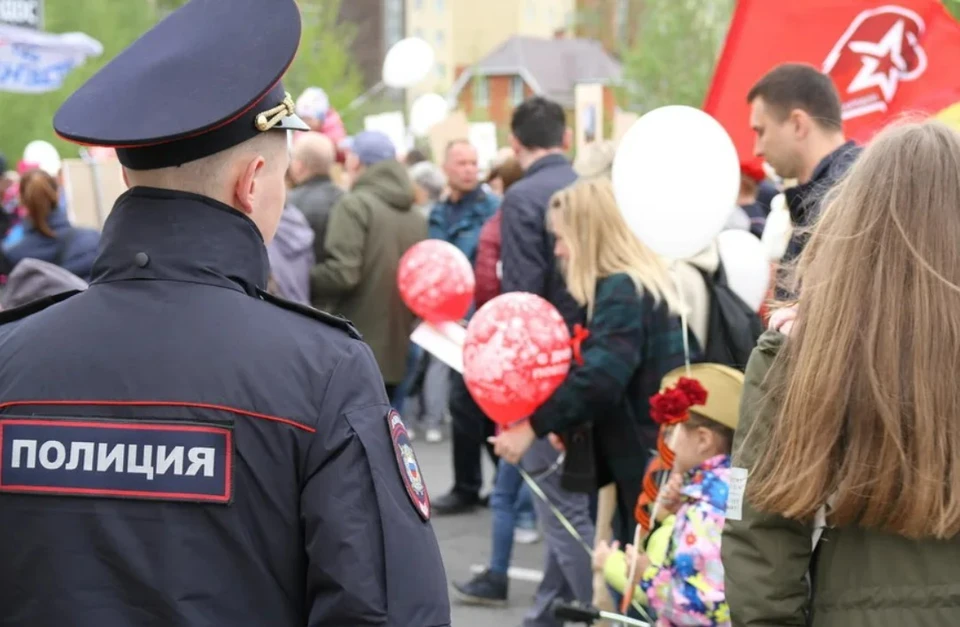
[641,454,731,627]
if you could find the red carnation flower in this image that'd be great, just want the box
[676,377,708,406]
[650,388,691,425]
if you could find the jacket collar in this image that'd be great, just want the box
[809,140,859,184]
[438,185,485,208]
[90,186,269,296]
[525,153,570,177]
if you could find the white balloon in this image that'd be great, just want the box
[612,106,740,259]
[717,229,771,312]
[382,37,435,89]
[23,140,62,176]
[409,93,450,136]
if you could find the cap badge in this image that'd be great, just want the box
[255,92,296,132]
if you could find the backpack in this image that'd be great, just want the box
[696,261,764,371]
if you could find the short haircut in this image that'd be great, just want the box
[511,96,566,150]
[444,139,473,158]
[747,63,843,131]
[404,148,428,166]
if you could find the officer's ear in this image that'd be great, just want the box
[234,154,267,216]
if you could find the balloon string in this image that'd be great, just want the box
[517,464,653,623]
[672,265,692,377]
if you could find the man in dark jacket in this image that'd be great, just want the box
[287,131,342,261]
[748,63,861,274]
[0,2,451,625]
[465,96,594,625]
[311,131,427,397]
[430,140,501,511]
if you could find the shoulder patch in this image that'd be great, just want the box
[257,289,362,340]
[387,409,430,521]
[0,289,82,326]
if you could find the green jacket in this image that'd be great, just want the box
[723,331,960,627]
[310,160,426,384]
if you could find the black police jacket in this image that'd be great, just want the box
[0,187,451,627]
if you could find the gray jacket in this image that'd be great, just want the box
[266,205,315,305]
[287,176,343,261]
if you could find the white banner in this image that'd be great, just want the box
[0,24,102,93]
[0,0,43,29]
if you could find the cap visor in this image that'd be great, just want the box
[276,113,311,132]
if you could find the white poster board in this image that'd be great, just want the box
[574,83,605,156]
[468,122,498,175]
[364,111,407,156]
[61,158,126,231]
[410,321,466,373]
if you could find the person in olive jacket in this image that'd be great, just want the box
[311,131,427,396]
[722,121,960,627]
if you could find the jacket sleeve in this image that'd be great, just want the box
[499,189,548,295]
[310,195,368,298]
[472,210,502,309]
[302,341,451,627]
[722,332,813,627]
[529,275,644,437]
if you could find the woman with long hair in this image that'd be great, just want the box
[492,177,689,547]
[4,169,99,280]
[723,120,960,626]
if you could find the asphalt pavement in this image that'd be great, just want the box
[415,434,546,627]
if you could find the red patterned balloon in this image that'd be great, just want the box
[463,292,572,426]
[397,239,475,323]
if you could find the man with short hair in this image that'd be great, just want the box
[0,2,450,625]
[311,130,427,399]
[287,131,342,261]
[429,139,499,499]
[747,63,861,267]
[475,96,594,625]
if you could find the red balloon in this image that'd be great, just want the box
[398,239,475,323]
[463,293,572,426]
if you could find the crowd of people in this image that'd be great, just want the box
[2,7,960,620]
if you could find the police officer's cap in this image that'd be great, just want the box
[53,0,309,171]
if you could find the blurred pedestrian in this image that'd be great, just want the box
[498,96,594,627]
[747,63,860,292]
[409,160,446,217]
[429,138,501,510]
[287,132,342,262]
[311,131,426,398]
[3,169,99,280]
[724,120,960,627]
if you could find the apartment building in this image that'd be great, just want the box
[405,0,576,101]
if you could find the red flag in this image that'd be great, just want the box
[704,0,960,161]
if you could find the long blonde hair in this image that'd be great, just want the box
[748,120,960,540]
[549,178,680,319]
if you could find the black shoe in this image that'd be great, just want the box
[453,569,508,607]
[432,490,480,516]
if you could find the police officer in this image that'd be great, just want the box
[0,1,450,625]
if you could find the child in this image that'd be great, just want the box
[596,363,743,626]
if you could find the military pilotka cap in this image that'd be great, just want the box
[660,363,744,431]
[52,0,309,171]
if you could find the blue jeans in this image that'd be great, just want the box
[392,344,423,413]
[489,460,538,574]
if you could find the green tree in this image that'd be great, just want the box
[617,0,734,112]
[946,0,960,20]
[285,0,364,130]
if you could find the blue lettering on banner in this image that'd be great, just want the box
[0,418,233,504]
